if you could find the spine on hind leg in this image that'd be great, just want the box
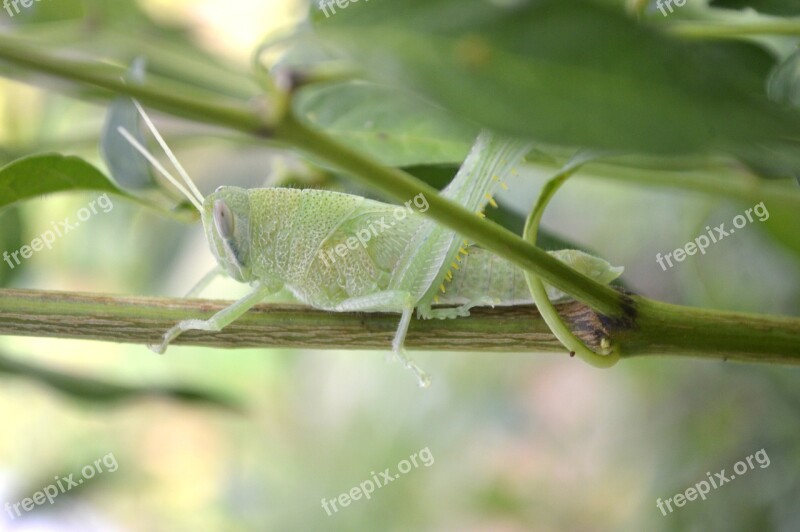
[440,133,531,217]
[409,132,532,307]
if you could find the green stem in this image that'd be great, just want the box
[667,19,800,39]
[622,297,800,363]
[9,24,258,99]
[0,36,268,135]
[522,155,620,368]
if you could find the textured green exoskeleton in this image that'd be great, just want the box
[120,106,622,387]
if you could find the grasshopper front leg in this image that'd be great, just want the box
[149,283,275,354]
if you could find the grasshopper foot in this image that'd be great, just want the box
[391,308,432,388]
[148,319,211,355]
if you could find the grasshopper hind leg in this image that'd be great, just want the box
[392,308,432,389]
[334,291,431,388]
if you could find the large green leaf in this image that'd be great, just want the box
[294,81,479,166]
[314,0,798,155]
[0,154,125,210]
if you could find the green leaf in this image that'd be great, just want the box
[293,81,479,166]
[315,0,798,155]
[100,57,156,190]
[757,201,800,258]
[0,154,125,210]
[768,47,800,109]
[270,22,344,71]
[0,207,23,286]
[738,142,800,181]
[0,352,241,410]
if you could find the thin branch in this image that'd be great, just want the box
[0,36,268,135]
[667,20,800,39]
[0,289,603,353]
[1,289,799,366]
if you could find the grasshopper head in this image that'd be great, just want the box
[202,186,253,282]
[116,108,254,283]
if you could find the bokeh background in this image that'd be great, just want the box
[0,1,799,530]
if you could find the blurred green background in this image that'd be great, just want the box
[0,0,799,531]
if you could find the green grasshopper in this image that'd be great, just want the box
[119,102,622,387]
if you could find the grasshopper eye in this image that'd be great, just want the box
[213,200,235,240]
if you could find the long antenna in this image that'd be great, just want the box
[117,126,204,212]
[131,100,205,205]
